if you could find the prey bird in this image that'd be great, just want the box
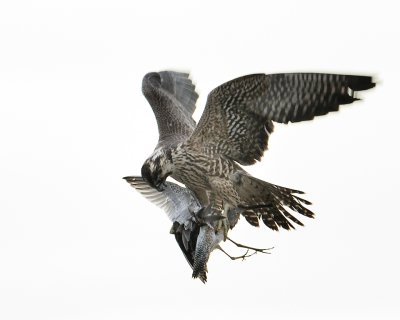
[124,176,270,282]
[139,71,375,234]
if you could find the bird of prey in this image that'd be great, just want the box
[124,176,269,282]
[139,71,375,233]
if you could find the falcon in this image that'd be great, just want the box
[124,176,270,282]
[139,71,375,232]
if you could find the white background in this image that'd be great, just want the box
[1,1,399,319]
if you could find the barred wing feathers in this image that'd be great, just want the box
[190,73,375,165]
[142,71,199,147]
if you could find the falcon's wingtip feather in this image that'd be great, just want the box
[347,75,376,91]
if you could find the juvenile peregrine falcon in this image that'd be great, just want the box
[139,71,375,231]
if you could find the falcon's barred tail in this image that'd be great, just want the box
[233,173,314,231]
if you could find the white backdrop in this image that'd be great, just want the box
[1,1,399,319]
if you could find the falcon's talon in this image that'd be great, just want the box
[227,249,251,261]
[217,247,264,261]
[227,237,273,254]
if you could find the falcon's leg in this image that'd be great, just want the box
[216,217,229,241]
[216,245,255,261]
[227,237,273,254]
[216,203,232,241]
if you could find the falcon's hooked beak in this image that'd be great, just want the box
[141,161,168,192]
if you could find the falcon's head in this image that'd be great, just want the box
[141,150,173,192]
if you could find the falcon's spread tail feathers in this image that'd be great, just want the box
[232,173,314,231]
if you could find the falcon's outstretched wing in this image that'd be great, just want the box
[142,71,199,147]
[189,73,375,165]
